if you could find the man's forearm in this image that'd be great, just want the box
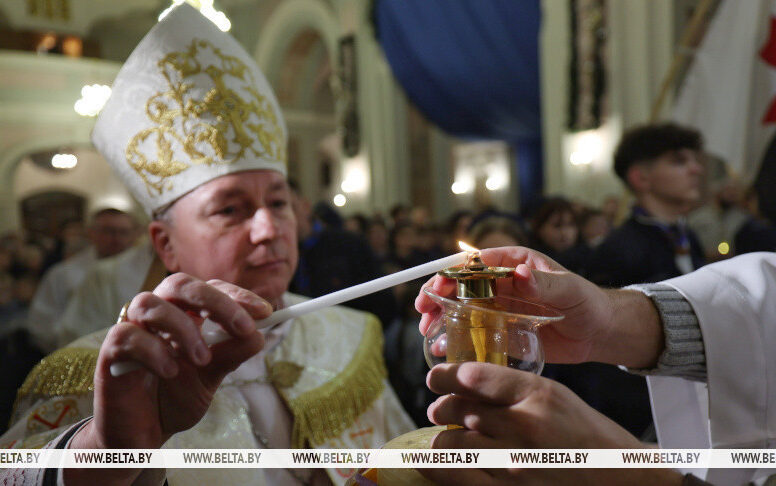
[591,288,665,369]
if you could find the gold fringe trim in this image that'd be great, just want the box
[12,347,98,419]
[289,315,386,448]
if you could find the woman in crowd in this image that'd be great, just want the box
[528,197,590,274]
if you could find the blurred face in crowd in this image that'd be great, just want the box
[474,231,520,249]
[90,212,138,258]
[0,274,12,306]
[393,225,417,256]
[475,231,520,250]
[582,214,611,248]
[151,170,298,309]
[410,207,430,227]
[13,274,38,304]
[716,179,743,209]
[601,196,620,222]
[416,226,438,252]
[61,221,85,244]
[0,248,11,273]
[367,222,388,255]
[19,245,44,273]
[633,148,705,208]
[537,210,578,253]
[453,215,473,240]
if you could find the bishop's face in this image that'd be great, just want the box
[160,170,298,309]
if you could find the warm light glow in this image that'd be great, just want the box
[51,153,77,169]
[74,84,111,117]
[458,241,479,253]
[340,164,368,193]
[485,175,505,191]
[451,180,473,195]
[159,0,231,31]
[333,194,347,207]
[718,241,730,255]
[569,151,593,166]
[567,129,605,167]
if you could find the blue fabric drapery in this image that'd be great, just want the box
[374,0,543,207]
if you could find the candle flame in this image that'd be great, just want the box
[458,241,479,253]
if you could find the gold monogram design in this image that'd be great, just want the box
[125,38,286,195]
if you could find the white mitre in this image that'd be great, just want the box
[92,3,287,216]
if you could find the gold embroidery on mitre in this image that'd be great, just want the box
[285,315,387,448]
[270,361,304,389]
[125,38,286,196]
[13,347,97,419]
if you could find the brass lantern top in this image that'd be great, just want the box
[438,252,513,301]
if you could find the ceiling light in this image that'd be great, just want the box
[51,153,77,169]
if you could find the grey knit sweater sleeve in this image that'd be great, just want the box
[624,283,707,382]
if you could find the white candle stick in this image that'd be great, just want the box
[110,251,469,376]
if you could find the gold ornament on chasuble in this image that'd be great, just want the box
[270,313,387,449]
[125,38,287,197]
[13,347,98,419]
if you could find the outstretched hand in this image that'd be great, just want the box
[416,246,621,364]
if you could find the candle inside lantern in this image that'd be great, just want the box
[437,246,515,366]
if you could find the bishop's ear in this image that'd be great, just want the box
[148,220,180,273]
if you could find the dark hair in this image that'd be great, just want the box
[389,204,408,220]
[91,208,130,222]
[346,213,370,235]
[613,123,702,184]
[312,201,343,229]
[469,217,527,248]
[530,197,577,235]
[445,210,474,234]
[579,208,605,226]
[389,222,415,252]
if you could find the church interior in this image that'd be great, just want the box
[3,1,776,477]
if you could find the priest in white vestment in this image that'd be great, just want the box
[26,209,139,353]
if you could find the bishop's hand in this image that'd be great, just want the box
[70,273,269,452]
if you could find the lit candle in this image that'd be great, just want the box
[110,251,469,376]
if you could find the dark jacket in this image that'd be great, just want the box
[585,215,705,287]
[290,227,398,326]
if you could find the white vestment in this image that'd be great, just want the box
[53,241,154,350]
[649,252,776,485]
[26,247,97,353]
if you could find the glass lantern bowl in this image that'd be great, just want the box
[422,288,564,374]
